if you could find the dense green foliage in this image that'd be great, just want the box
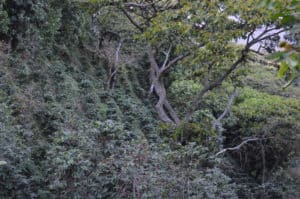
[0,1,8,35]
[0,0,299,199]
[228,87,300,178]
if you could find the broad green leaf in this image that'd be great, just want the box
[278,62,289,78]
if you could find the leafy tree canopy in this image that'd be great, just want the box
[90,0,291,123]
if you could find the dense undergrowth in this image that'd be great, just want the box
[0,1,299,198]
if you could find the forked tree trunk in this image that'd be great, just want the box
[147,47,181,125]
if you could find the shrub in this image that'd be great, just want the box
[0,1,9,36]
[225,87,300,181]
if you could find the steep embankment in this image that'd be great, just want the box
[0,37,241,198]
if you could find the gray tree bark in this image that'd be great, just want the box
[147,47,183,125]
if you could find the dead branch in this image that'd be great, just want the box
[107,39,123,89]
[215,138,260,156]
[161,46,172,70]
[212,88,238,131]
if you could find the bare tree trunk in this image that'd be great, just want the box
[147,47,182,125]
[150,67,174,123]
[107,39,123,89]
[164,99,180,124]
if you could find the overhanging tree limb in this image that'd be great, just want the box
[215,138,260,156]
[184,26,284,121]
[184,52,247,121]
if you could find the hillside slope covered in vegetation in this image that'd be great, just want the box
[0,1,299,198]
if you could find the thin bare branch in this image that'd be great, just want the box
[111,40,123,77]
[248,28,287,47]
[163,53,189,72]
[249,49,265,56]
[212,88,238,131]
[124,2,153,8]
[107,39,123,89]
[215,138,260,156]
[161,46,172,70]
[246,29,256,45]
[253,29,286,44]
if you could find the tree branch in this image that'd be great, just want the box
[247,55,280,69]
[212,88,238,131]
[215,138,260,156]
[161,46,172,70]
[124,2,153,9]
[184,52,246,121]
[248,28,287,46]
[183,25,285,121]
[163,53,189,72]
[255,29,286,44]
[120,8,144,32]
[107,39,123,89]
